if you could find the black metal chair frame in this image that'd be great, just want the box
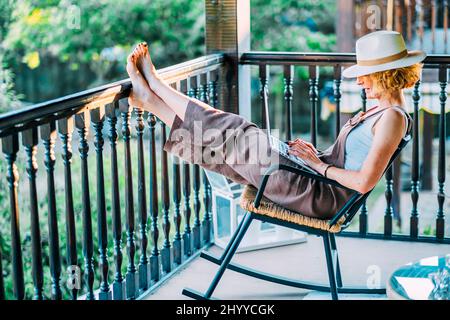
[182,134,411,300]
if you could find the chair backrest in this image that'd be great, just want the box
[333,113,413,229]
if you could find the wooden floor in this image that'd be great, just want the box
[142,235,450,300]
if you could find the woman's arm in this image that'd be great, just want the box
[289,108,405,193]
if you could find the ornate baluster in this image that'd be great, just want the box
[208,70,219,109]
[75,111,95,300]
[22,128,44,300]
[359,89,368,235]
[198,74,212,245]
[202,171,212,245]
[90,107,110,300]
[119,99,137,299]
[180,79,192,257]
[105,102,125,299]
[411,80,421,238]
[199,74,208,103]
[170,82,182,266]
[160,121,172,274]
[40,121,62,300]
[58,118,78,300]
[147,112,160,283]
[436,66,447,240]
[259,64,269,129]
[188,76,202,251]
[192,165,202,251]
[384,166,394,237]
[333,66,342,138]
[190,75,199,101]
[283,65,294,141]
[182,158,192,257]
[172,154,182,265]
[207,70,219,245]
[2,134,24,300]
[135,106,149,291]
[309,65,319,147]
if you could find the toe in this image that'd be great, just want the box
[137,43,144,55]
[142,43,149,55]
[134,44,141,54]
[126,54,133,70]
[127,53,134,64]
[126,54,138,76]
[140,42,148,53]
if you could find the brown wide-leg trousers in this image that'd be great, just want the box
[164,99,354,220]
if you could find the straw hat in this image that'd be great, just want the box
[342,30,426,78]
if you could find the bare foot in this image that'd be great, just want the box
[126,53,157,112]
[134,42,160,89]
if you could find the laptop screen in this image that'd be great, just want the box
[263,86,271,136]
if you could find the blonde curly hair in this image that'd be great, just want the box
[369,63,423,92]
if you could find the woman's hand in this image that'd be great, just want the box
[287,138,317,153]
[287,139,327,174]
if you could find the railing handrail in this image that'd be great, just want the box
[240,51,450,66]
[0,53,224,138]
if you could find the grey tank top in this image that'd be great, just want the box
[344,106,409,171]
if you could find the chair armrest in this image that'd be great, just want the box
[260,164,357,192]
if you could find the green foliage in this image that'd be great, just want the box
[423,225,435,236]
[0,0,15,41]
[252,0,336,50]
[4,0,205,84]
[2,0,337,106]
[251,0,336,55]
[251,0,336,79]
[0,0,22,112]
[0,52,23,113]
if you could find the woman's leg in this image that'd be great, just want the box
[127,49,252,186]
[126,52,176,127]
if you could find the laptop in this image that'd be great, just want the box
[263,92,320,175]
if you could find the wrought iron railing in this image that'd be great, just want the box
[0,53,224,300]
[0,50,448,301]
[240,51,449,244]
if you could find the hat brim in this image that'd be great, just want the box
[342,50,427,78]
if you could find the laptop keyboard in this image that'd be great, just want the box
[270,135,319,175]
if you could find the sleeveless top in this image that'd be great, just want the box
[343,106,410,171]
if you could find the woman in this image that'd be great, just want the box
[126,30,426,220]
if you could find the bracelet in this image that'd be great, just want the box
[324,164,334,178]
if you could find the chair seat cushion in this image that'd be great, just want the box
[240,185,345,233]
